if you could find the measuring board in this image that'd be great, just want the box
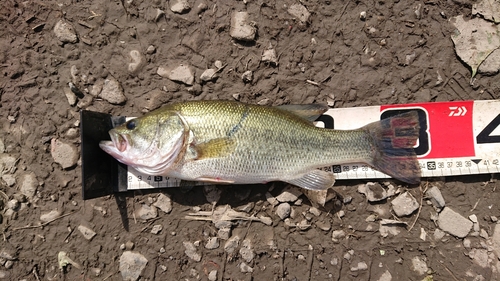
[80,100,500,199]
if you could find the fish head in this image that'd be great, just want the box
[99,110,188,175]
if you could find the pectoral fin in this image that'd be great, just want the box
[283,169,335,190]
[275,104,329,122]
[194,137,236,160]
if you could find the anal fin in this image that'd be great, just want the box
[283,169,335,190]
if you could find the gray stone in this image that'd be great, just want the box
[426,186,445,209]
[239,239,254,263]
[54,20,78,43]
[259,216,273,226]
[287,4,310,22]
[119,251,148,281]
[19,172,38,199]
[128,50,145,74]
[200,69,218,82]
[135,204,158,220]
[261,48,278,65]
[276,203,291,220]
[40,209,62,223]
[208,270,217,281]
[0,139,4,153]
[2,174,16,187]
[377,270,392,281]
[491,223,500,257]
[224,235,240,254]
[183,241,201,262]
[230,12,256,41]
[358,182,387,202]
[309,207,321,217]
[51,138,78,169]
[218,227,231,240]
[157,64,194,85]
[239,262,253,273]
[64,88,77,106]
[265,192,279,206]
[100,78,126,104]
[78,225,97,240]
[170,0,190,14]
[331,230,346,243]
[276,186,302,203]
[205,237,219,249]
[151,224,162,234]
[411,256,428,275]
[437,207,473,238]
[241,70,253,83]
[469,248,489,268]
[350,261,368,271]
[153,193,172,214]
[0,154,17,174]
[315,220,331,231]
[391,192,419,217]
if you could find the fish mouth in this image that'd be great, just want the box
[99,132,128,155]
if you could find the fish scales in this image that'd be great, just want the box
[100,100,421,190]
[168,101,371,182]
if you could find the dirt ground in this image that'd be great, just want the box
[1,0,500,280]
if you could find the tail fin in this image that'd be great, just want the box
[363,111,421,184]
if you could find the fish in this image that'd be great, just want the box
[99,100,421,190]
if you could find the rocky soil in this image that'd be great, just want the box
[1,0,500,280]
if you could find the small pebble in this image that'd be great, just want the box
[200,69,218,82]
[54,20,78,43]
[491,216,498,222]
[332,230,346,243]
[276,203,291,220]
[276,186,302,203]
[146,45,156,54]
[315,220,331,231]
[205,237,219,249]
[40,209,62,223]
[241,70,253,83]
[350,261,368,271]
[438,207,473,238]
[239,239,254,263]
[157,64,195,85]
[208,270,217,281]
[230,12,256,41]
[309,207,321,217]
[425,186,445,209]
[51,139,79,169]
[265,192,279,206]
[100,78,127,104]
[360,11,367,21]
[239,262,253,273]
[78,225,97,240]
[218,227,231,240]
[128,50,144,73]
[287,3,310,22]
[391,192,419,217]
[120,251,148,281]
[151,224,163,234]
[411,256,428,275]
[224,235,240,254]
[153,193,172,214]
[358,182,387,202]
[183,241,201,262]
[463,238,471,248]
[134,204,158,220]
[170,0,190,14]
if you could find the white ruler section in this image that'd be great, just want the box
[126,100,500,189]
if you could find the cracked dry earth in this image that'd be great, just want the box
[1,0,500,280]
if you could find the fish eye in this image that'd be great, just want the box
[126,120,137,130]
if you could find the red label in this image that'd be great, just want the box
[381,101,475,159]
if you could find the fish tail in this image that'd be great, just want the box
[363,111,421,184]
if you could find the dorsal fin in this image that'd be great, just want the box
[275,104,329,122]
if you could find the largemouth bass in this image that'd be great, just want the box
[99,100,421,190]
